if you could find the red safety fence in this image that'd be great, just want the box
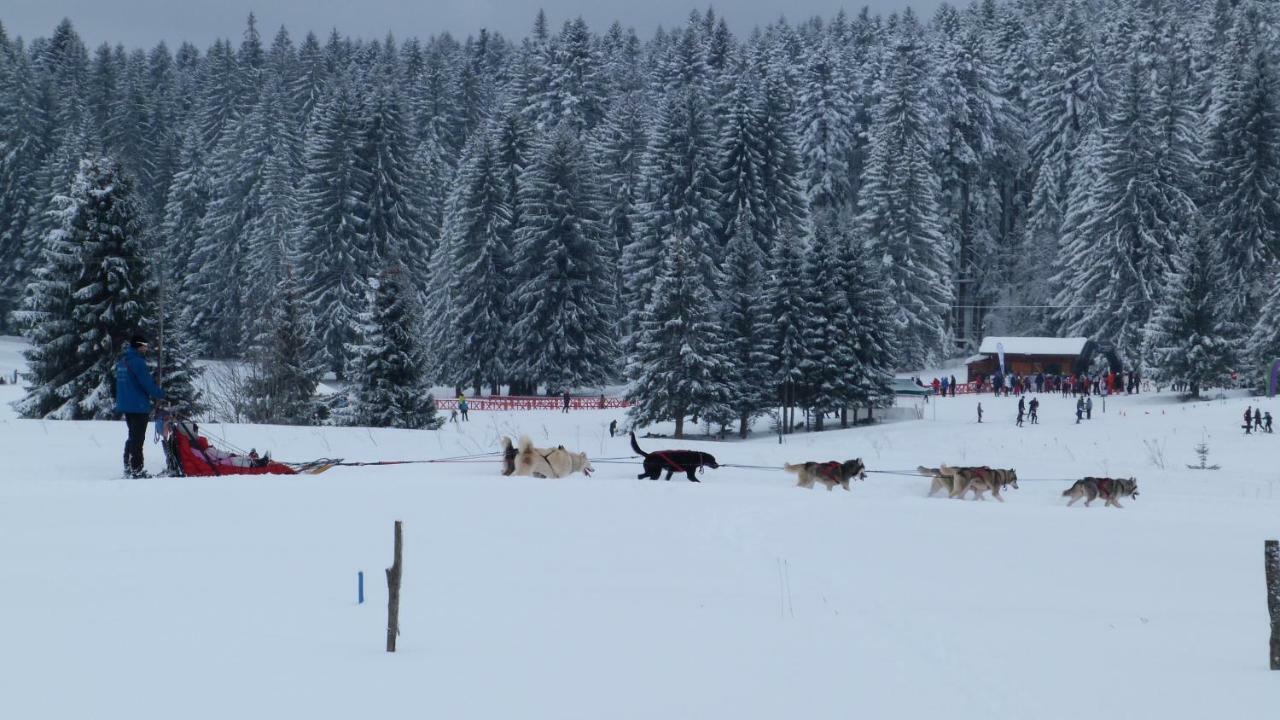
[436,396,632,411]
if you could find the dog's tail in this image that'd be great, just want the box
[629,432,648,457]
[1061,484,1075,497]
[917,465,939,476]
[783,462,805,474]
[518,435,535,453]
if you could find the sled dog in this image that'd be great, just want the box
[785,459,867,491]
[919,465,964,498]
[501,436,594,478]
[1062,477,1138,508]
[920,465,1018,501]
[629,432,720,482]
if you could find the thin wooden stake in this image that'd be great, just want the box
[1267,539,1279,670]
[386,520,403,652]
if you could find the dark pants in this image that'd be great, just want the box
[123,412,150,473]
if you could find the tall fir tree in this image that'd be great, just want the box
[17,157,156,419]
[346,265,441,429]
[508,128,618,393]
[720,219,773,437]
[625,234,733,438]
[245,269,323,424]
[857,10,953,369]
[1145,221,1237,399]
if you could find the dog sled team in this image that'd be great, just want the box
[497,432,1137,508]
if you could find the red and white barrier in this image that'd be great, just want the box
[436,396,632,411]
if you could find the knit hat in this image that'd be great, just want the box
[130,334,150,348]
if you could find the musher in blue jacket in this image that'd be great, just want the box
[116,334,165,477]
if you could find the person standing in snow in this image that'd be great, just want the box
[1254,407,1262,432]
[1264,412,1274,433]
[458,393,469,421]
[1244,406,1253,434]
[1085,396,1093,420]
[977,402,983,423]
[562,389,571,413]
[940,376,949,398]
[1016,397,1025,427]
[1075,397,1085,424]
[950,375,958,397]
[116,335,165,478]
[1029,397,1040,424]
[609,419,618,437]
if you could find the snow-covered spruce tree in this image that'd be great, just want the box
[1020,3,1104,331]
[160,126,209,302]
[755,66,809,256]
[17,157,156,419]
[857,10,953,370]
[1144,221,1237,400]
[625,86,721,337]
[0,33,46,333]
[838,225,900,422]
[717,73,769,249]
[244,270,323,425]
[356,44,431,290]
[153,303,205,417]
[1202,2,1280,334]
[591,91,648,328]
[345,266,441,429]
[797,33,856,217]
[933,18,1003,349]
[299,74,368,375]
[432,129,512,395]
[508,127,618,393]
[625,235,732,438]
[189,67,300,355]
[1053,39,1196,365]
[799,225,858,431]
[764,230,810,434]
[720,219,773,438]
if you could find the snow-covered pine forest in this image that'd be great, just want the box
[3,0,1279,428]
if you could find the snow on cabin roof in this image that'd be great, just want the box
[976,337,1089,357]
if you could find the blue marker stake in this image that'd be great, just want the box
[358,571,365,604]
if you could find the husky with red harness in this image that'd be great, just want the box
[1062,477,1139,508]
[629,432,720,482]
[784,459,868,491]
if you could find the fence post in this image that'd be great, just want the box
[386,521,403,652]
[1267,540,1279,670]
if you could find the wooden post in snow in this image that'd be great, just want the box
[1267,540,1279,670]
[386,520,403,652]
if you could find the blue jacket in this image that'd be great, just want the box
[115,345,165,414]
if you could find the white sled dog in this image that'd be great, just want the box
[501,436,594,479]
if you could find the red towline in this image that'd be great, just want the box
[436,395,632,411]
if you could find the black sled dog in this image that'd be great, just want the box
[629,432,721,482]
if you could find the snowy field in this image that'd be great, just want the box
[2,337,1278,719]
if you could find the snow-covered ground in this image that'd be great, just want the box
[2,338,1278,719]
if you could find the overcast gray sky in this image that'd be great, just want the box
[4,0,943,49]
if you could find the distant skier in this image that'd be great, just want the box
[1254,407,1262,431]
[458,394,469,421]
[1076,397,1085,424]
[116,335,166,478]
[977,402,983,424]
[1085,396,1093,420]
[1017,396,1026,427]
[1265,412,1274,434]
[1243,406,1252,434]
[1029,397,1039,424]
[609,419,618,437]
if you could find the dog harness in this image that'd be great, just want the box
[1096,478,1113,499]
[816,462,843,483]
[536,449,562,478]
